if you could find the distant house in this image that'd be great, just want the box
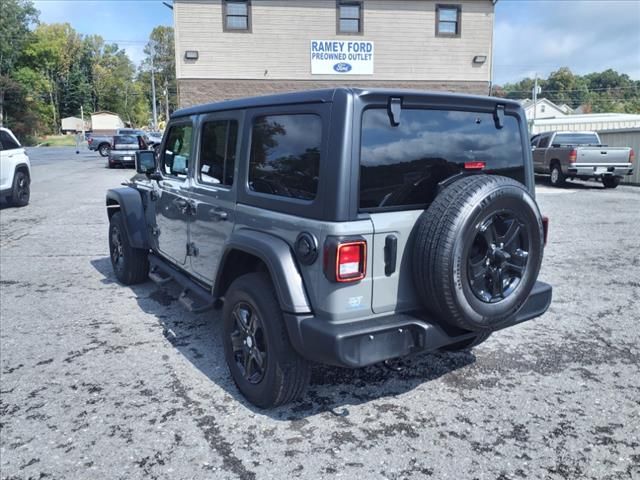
[61,116,90,134]
[90,111,125,134]
[519,98,571,120]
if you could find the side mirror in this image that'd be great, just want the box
[136,150,157,175]
[531,146,536,152]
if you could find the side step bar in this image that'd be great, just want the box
[148,254,217,313]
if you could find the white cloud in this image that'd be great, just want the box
[494,1,640,84]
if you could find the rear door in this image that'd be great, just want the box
[359,107,527,314]
[155,121,194,265]
[533,133,551,171]
[188,111,242,284]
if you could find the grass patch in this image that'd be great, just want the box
[36,135,82,147]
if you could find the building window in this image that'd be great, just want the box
[337,1,363,34]
[436,4,461,37]
[223,0,251,32]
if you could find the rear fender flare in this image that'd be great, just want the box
[106,187,149,249]
[215,230,312,314]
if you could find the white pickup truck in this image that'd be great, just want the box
[0,127,31,206]
[531,131,634,188]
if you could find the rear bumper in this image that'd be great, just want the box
[567,164,632,178]
[109,153,136,165]
[284,281,552,368]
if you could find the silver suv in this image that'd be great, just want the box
[106,88,552,408]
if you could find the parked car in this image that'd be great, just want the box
[89,129,161,157]
[108,135,146,168]
[88,133,113,157]
[106,88,552,408]
[0,127,31,207]
[531,131,634,188]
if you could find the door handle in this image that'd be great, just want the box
[209,208,228,221]
[173,198,188,210]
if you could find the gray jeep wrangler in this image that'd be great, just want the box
[106,88,552,408]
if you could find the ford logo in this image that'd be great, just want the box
[333,62,352,73]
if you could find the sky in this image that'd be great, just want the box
[33,0,640,85]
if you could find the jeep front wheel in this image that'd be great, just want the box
[108,211,149,285]
[222,273,310,408]
[413,175,544,332]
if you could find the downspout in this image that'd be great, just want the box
[489,0,498,96]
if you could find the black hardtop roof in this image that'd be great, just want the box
[171,87,522,119]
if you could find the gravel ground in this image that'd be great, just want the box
[1,147,639,480]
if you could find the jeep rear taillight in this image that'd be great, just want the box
[569,149,577,164]
[464,161,486,170]
[324,238,367,283]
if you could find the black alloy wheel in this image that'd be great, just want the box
[229,302,267,384]
[110,223,125,275]
[467,212,529,303]
[12,171,30,206]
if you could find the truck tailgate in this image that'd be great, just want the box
[577,147,631,165]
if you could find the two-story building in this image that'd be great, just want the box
[173,0,496,107]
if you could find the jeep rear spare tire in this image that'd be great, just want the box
[413,175,544,331]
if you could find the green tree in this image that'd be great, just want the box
[0,0,38,126]
[141,26,177,124]
[496,68,640,114]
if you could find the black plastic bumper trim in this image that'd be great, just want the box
[284,281,552,368]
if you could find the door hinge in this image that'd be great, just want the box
[186,242,199,257]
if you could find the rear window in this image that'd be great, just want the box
[115,135,137,144]
[249,114,321,201]
[359,108,525,211]
[553,133,600,145]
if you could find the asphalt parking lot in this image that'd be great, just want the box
[1,147,639,480]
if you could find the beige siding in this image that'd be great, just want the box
[598,130,640,185]
[174,0,494,82]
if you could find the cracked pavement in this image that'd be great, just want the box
[1,147,639,479]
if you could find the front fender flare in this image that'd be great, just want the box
[217,230,312,314]
[106,187,149,249]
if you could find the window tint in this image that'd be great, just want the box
[115,135,138,144]
[553,133,600,145]
[338,2,362,33]
[249,114,321,201]
[538,135,550,148]
[224,0,250,30]
[0,130,20,150]
[199,120,238,186]
[436,5,460,36]
[162,124,193,178]
[360,108,525,211]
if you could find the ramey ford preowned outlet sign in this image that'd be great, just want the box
[310,40,374,75]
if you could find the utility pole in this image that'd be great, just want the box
[81,105,85,139]
[532,74,540,124]
[164,79,170,123]
[151,54,158,130]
